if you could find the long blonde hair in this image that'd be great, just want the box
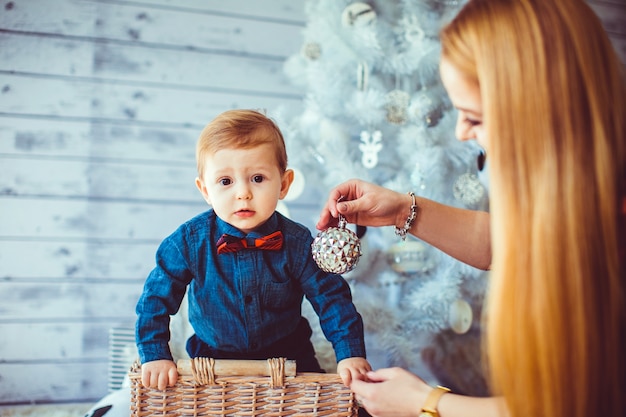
[441,1,625,416]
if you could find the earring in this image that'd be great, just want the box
[477,150,486,171]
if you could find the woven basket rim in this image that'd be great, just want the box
[129,357,358,417]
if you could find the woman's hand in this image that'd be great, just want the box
[353,368,506,417]
[350,367,431,417]
[317,178,492,270]
[316,179,410,230]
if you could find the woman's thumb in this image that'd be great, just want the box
[337,200,355,215]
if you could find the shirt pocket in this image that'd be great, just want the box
[261,278,300,311]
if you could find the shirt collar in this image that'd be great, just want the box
[214,211,279,240]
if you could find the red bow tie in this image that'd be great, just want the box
[216,231,283,254]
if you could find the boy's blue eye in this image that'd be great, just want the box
[465,118,481,127]
[252,175,264,183]
[219,178,231,186]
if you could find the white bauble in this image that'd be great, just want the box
[448,298,473,334]
[387,240,436,274]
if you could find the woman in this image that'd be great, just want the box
[316,0,626,416]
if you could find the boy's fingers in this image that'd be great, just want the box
[340,370,352,386]
[168,367,178,386]
[141,370,151,388]
[353,369,369,382]
[158,373,169,390]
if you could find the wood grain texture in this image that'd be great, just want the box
[0,0,304,57]
[0,32,302,96]
[1,156,199,201]
[0,362,108,403]
[0,118,199,160]
[0,240,156,279]
[176,358,298,377]
[0,72,301,125]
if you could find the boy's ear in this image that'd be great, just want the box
[279,169,295,200]
[195,177,211,205]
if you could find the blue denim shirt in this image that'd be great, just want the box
[136,209,365,364]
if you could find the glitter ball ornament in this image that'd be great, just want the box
[453,172,485,206]
[412,90,443,127]
[385,89,411,124]
[312,214,361,274]
[302,42,321,60]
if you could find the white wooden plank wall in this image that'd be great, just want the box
[0,0,306,404]
[1,0,624,406]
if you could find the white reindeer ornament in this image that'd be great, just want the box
[359,130,383,169]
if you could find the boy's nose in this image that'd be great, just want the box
[236,184,252,200]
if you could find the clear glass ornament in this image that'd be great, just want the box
[387,240,435,274]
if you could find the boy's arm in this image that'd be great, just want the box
[136,234,193,363]
[297,252,366,361]
[300,271,366,361]
[285,221,367,363]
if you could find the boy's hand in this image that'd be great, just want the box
[337,357,372,387]
[141,359,178,390]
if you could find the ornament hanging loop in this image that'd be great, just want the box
[337,195,348,228]
[338,213,348,229]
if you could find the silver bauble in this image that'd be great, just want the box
[312,215,361,274]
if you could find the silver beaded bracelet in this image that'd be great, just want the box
[394,191,417,241]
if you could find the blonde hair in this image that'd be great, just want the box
[441,1,625,416]
[196,109,288,178]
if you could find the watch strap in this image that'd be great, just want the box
[420,385,451,416]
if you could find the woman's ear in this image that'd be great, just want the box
[195,177,211,205]
[279,169,295,200]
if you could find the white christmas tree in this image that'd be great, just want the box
[280,0,490,395]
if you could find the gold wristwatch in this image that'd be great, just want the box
[418,385,450,417]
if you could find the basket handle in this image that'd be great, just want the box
[177,357,296,387]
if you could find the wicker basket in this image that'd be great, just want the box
[129,357,358,416]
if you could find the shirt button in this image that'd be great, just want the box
[244,295,252,304]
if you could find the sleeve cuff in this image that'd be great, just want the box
[333,339,367,363]
[137,342,173,363]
